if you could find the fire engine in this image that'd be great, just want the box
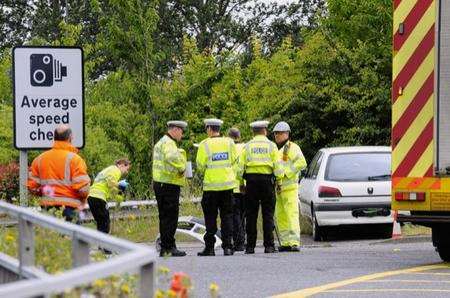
[392,0,450,261]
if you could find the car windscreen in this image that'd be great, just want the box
[325,152,391,182]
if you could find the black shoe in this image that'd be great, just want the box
[170,248,187,257]
[290,246,300,252]
[245,247,255,254]
[278,246,292,252]
[264,246,277,253]
[197,248,215,256]
[234,245,245,252]
[224,248,234,256]
[160,248,186,257]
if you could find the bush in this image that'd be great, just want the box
[0,162,19,202]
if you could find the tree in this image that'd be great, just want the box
[0,1,32,50]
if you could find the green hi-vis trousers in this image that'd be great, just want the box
[275,188,301,246]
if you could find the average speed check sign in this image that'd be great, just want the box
[13,46,85,149]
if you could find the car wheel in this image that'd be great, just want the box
[379,224,393,239]
[311,209,323,241]
[437,244,450,262]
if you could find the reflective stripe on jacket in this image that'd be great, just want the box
[239,135,284,181]
[88,165,122,201]
[152,135,187,186]
[278,141,307,191]
[27,141,91,208]
[196,136,238,191]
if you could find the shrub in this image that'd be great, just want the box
[0,162,19,202]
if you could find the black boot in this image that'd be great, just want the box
[234,244,245,252]
[170,248,186,257]
[223,248,234,256]
[264,246,277,253]
[278,246,292,252]
[245,247,255,254]
[160,248,186,257]
[290,245,300,252]
[197,247,215,256]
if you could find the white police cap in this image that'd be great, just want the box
[250,120,269,128]
[204,118,224,127]
[273,121,291,132]
[167,120,188,130]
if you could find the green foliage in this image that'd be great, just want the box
[0,51,11,105]
[0,0,393,197]
[0,162,19,201]
[0,104,16,164]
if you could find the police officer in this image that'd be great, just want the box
[239,121,283,254]
[196,119,238,256]
[273,121,307,252]
[153,121,188,257]
[228,127,246,251]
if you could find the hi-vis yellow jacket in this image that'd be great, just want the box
[196,136,238,191]
[278,141,307,191]
[88,165,122,201]
[152,135,187,187]
[239,135,284,182]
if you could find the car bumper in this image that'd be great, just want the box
[314,202,393,226]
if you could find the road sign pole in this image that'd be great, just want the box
[19,150,28,206]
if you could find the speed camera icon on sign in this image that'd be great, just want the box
[30,54,67,87]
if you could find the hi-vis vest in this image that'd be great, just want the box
[278,141,307,191]
[89,165,122,201]
[239,135,284,180]
[152,135,187,187]
[196,136,238,191]
[27,141,91,208]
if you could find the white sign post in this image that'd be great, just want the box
[13,46,85,206]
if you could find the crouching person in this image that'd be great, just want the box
[88,158,131,234]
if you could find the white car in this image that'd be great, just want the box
[299,146,393,241]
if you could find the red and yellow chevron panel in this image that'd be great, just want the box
[392,177,441,190]
[392,0,435,179]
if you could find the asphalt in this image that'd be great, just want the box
[157,235,444,298]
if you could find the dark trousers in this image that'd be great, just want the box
[44,206,77,222]
[233,192,246,247]
[245,175,275,248]
[154,182,180,251]
[201,190,234,249]
[87,197,110,233]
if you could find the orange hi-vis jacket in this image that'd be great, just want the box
[27,141,91,209]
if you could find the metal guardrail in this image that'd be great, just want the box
[0,201,157,298]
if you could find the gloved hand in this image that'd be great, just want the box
[118,180,129,192]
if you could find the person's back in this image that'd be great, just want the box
[89,165,122,201]
[88,159,130,236]
[241,134,281,178]
[197,136,237,191]
[28,125,90,217]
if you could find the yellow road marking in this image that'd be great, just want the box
[412,272,450,276]
[324,289,450,293]
[367,279,450,283]
[272,264,450,298]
